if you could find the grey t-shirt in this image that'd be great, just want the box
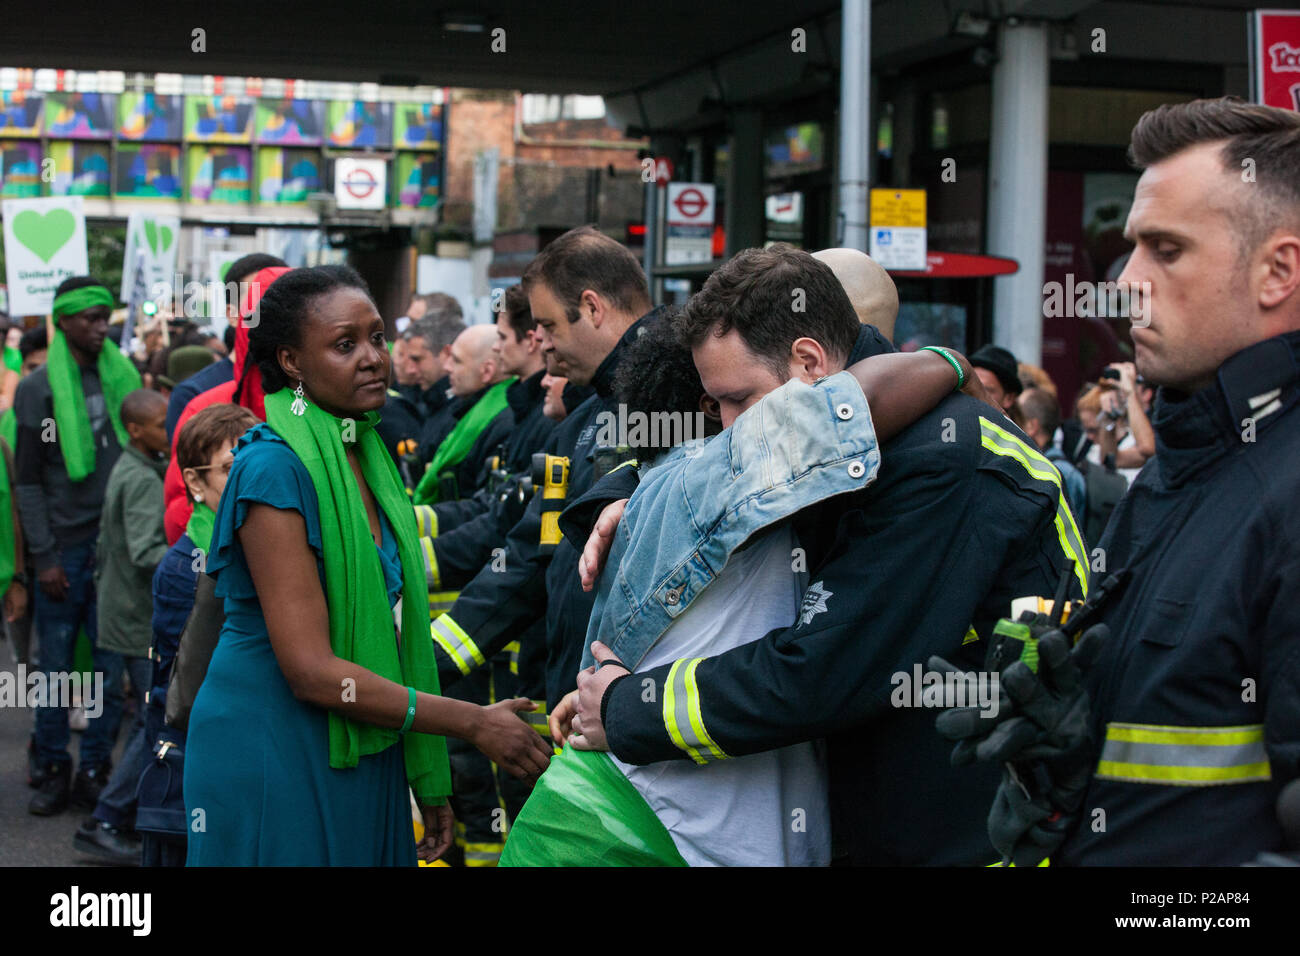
[610,525,832,867]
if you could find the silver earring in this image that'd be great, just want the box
[193,493,203,502]
[290,380,308,416]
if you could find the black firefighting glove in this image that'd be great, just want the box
[929,621,1108,865]
[931,623,1107,765]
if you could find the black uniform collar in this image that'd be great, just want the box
[1151,329,1300,486]
[590,306,671,398]
[449,385,490,421]
[848,323,897,362]
[506,368,546,419]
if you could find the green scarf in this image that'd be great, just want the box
[263,388,451,804]
[0,408,15,457]
[0,424,14,597]
[414,378,514,505]
[3,346,20,374]
[185,501,216,553]
[49,287,142,482]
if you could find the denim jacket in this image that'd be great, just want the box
[580,370,881,670]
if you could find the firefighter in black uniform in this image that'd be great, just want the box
[428,227,664,758]
[559,246,1090,865]
[936,98,1300,866]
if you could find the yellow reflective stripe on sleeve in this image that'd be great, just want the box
[428,590,458,621]
[431,614,485,675]
[419,536,440,591]
[986,858,1051,867]
[1095,722,1272,786]
[414,504,438,538]
[504,640,521,675]
[525,698,549,737]
[663,658,728,765]
[978,418,1089,598]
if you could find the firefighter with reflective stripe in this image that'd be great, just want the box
[429,227,667,718]
[561,244,1088,864]
[583,396,1085,865]
[956,99,1300,865]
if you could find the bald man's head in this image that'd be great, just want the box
[812,248,899,342]
[446,324,506,397]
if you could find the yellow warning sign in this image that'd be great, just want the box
[870,189,927,228]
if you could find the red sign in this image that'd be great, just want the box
[1252,9,1300,110]
[888,250,1019,279]
[343,167,378,199]
[672,187,708,220]
[654,156,674,187]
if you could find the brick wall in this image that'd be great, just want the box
[443,90,646,235]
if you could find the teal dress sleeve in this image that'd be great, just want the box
[206,423,325,600]
[206,421,403,604]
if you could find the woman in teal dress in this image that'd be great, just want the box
[184,266,551,866]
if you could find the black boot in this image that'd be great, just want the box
[29,761,71,816]
[26,738,48,789]
[74,818,141,866]
[71,762,112,811]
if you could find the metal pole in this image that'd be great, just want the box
[839,0,871,251]
[643,179,657,300]
[987,20,1049,364]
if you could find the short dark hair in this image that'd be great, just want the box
[176,402,259,474]
[19,326,47,360]
[499,284,535,342]
[522,225,650,323]
[247,265,372,393]
[1129,96,1300,257]
[675,244,859,380]
[1018,386,1061,435]
[404,314,464,354]
[225,253,288,287]
[120,387,167,427]
[413,291,463,323]
[223,324,237,352]
[612,309,705,455]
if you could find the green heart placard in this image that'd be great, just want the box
[13,208,76,264]
[142,219,174,256]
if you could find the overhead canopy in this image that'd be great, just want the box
[0,0,1257,113]
[0,0,837,94]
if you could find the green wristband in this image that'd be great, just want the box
[400,686,417,734]
[920,346,965,390]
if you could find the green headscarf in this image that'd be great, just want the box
[49,286,142,482]
[414,377,514,505]
[263,388,451,804]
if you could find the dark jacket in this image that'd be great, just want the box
[428,370,558,559]
[420,384,516,504]
[429,308,669,708]
[165,356,233,443]
[1055,331,1300,865]
[598,330,1087,865]
[149,532,202,709]
[14,364,123,572]
[377,377,451,463]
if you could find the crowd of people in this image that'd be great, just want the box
[2,95,1297,867]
